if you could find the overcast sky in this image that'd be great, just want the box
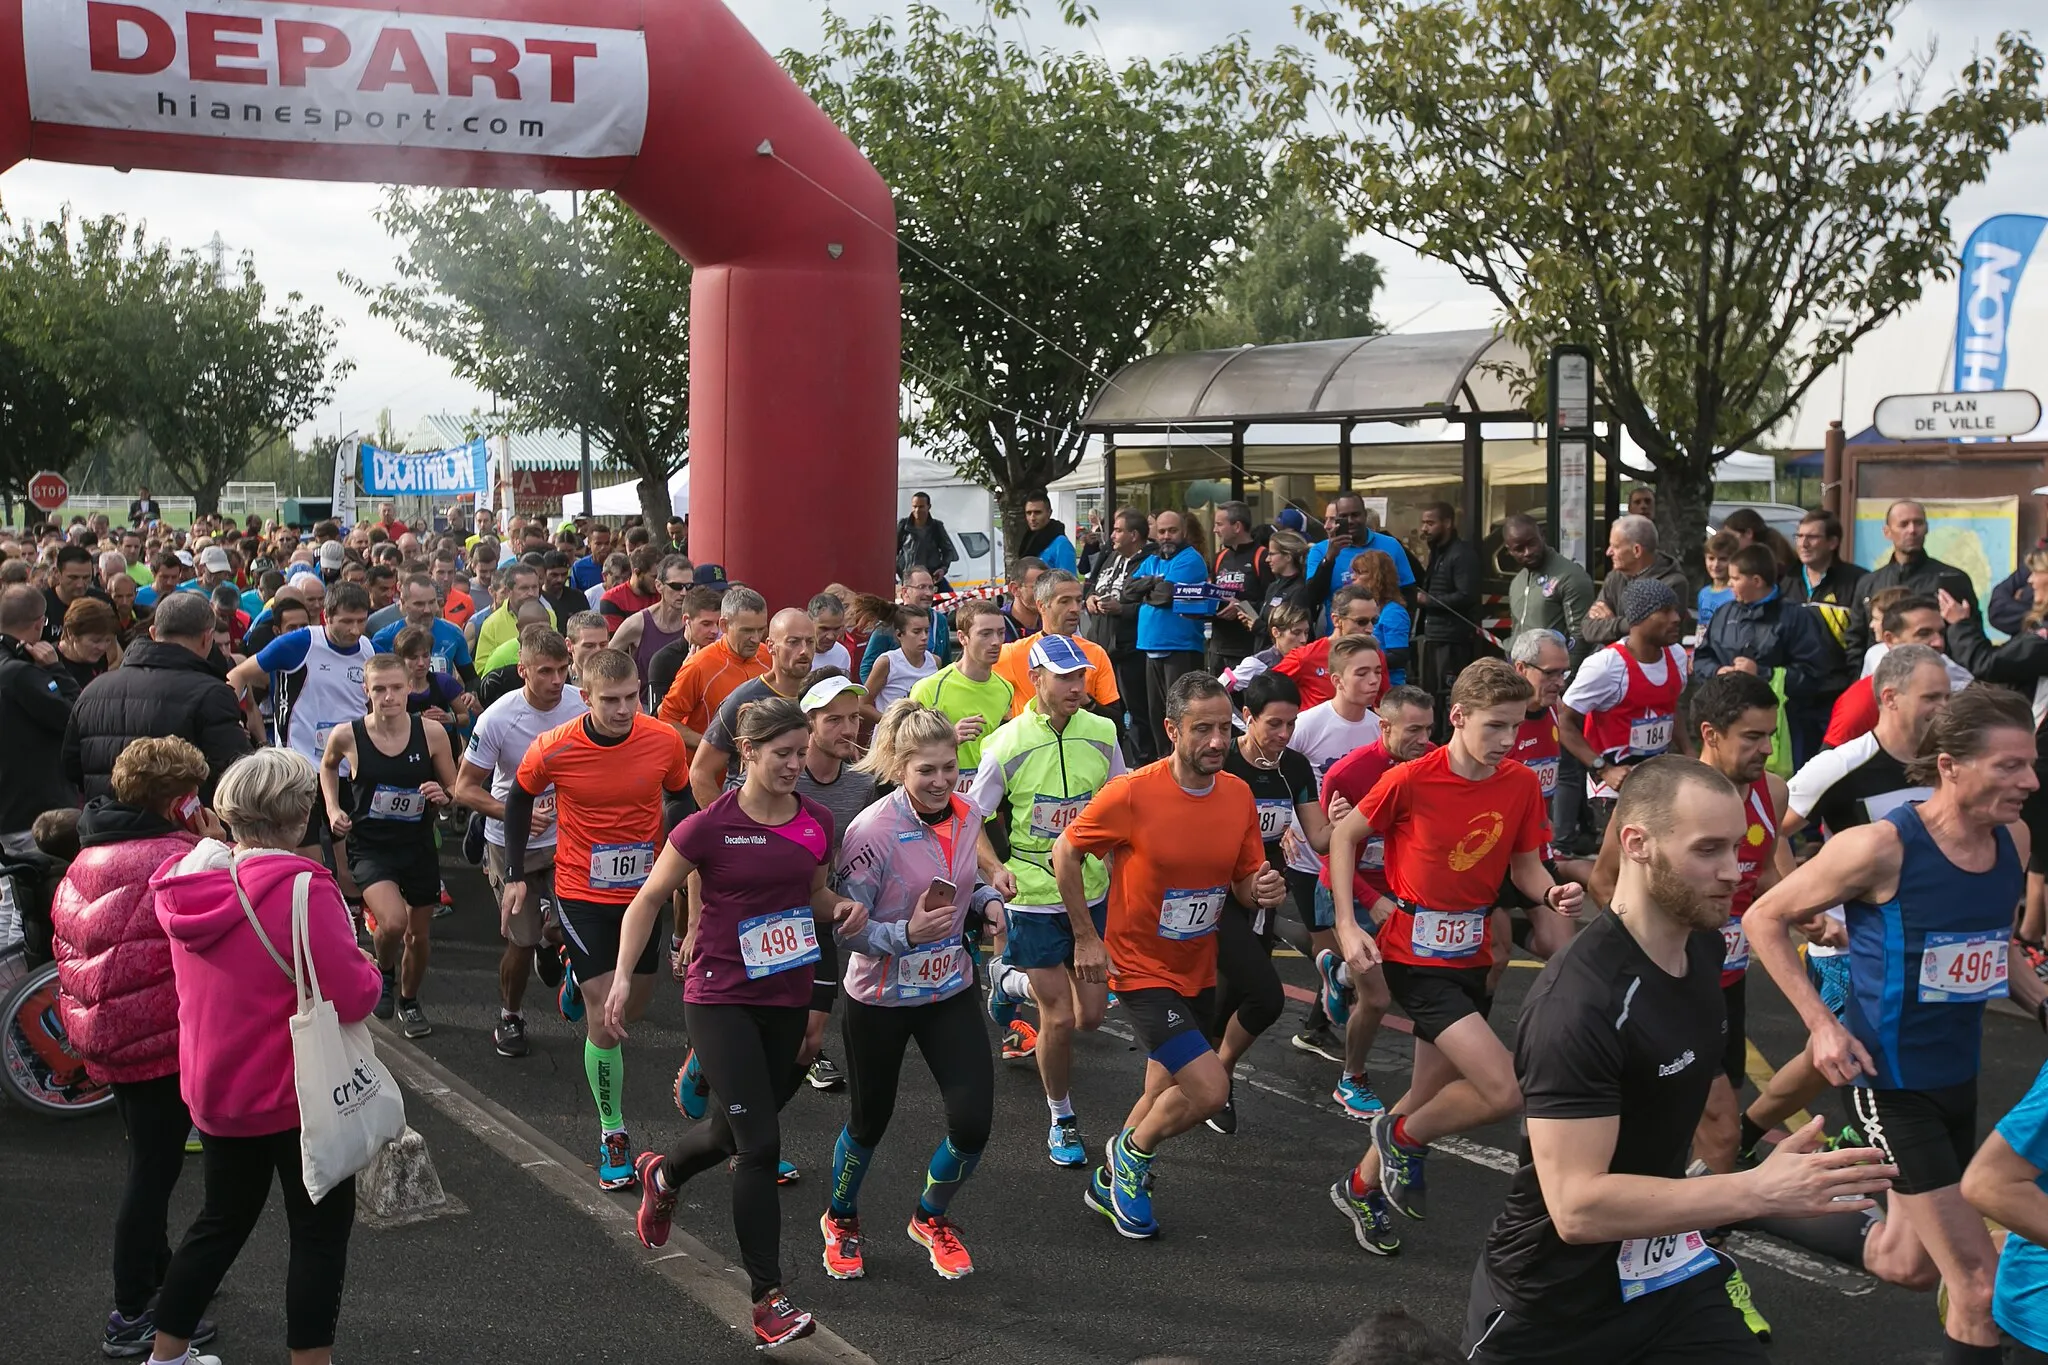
[1,0,2042,458]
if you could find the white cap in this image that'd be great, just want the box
[800,675,867,713]
[198,546,231,573]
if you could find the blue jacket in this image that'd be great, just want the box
[1136,545,1213,654]
[1692,587,1834,700]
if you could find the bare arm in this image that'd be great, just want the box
[318,726,354,831]
[1295,796,1333,855]
[1963,1133,2048,1246]
[859,655,891,726]
[226,653,269,698]
[1327,807,1387,976]
[1557,704,1604,770]
[1054,835,1110,983]
[688,737,731,811]
[451,759,502,820]
[1589,812,1622,906]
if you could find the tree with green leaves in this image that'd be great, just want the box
[1159,185,1385,351]
[785,1,1299,546]
[1294,0,2047,573]
[0,210,347,514]
[347,190,689,529]
[0,332,96,507]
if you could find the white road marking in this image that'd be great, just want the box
[371,1021,880,1364]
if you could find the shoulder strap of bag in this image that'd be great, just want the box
[289,871,322,1014]
[229,858,294,985]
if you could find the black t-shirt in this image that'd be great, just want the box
[1222,740,1317,880]
[1789,731,1927,835]
[1483,910,1727,1322]
[1209,543,1269,659]
[648,638,690,714]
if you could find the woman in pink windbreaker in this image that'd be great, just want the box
[52,737,223,1359]
[146,748,382,1365]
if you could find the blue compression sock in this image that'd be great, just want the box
[829,1127,875,1217]
[917,1137,982,1218]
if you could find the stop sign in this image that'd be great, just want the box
[26,470,69,512]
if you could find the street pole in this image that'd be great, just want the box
[572,190,593,520]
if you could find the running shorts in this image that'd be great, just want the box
[1119,986,1216,1073]
[1380,960,1493,1046]
[483,844,555,950]
[1851,1079,1978,1196]
[1003,902,1108,971]
[558,896,661,982]
[1462,1252,1764,1363]
[347,837,440,910]
[810,930,841,1015]
[1806,951,1850,1020]
[1719,975,1747,1086]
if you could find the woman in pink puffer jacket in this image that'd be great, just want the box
[50,737,224,1357]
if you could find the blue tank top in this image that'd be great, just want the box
[1845,803,2020,1090]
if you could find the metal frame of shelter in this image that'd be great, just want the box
[1080,329,1623,565]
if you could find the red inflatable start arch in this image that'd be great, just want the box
[0,0,899,609]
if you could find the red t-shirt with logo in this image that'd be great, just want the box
[1362,746,1549,969]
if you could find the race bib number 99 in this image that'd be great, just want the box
[1917,931,2008,1003]
[367,785,427,822]
[1159,886,1225,941]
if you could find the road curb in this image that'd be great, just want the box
[371,1021,878,1364]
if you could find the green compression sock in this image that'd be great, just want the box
[585,1039,625,1130]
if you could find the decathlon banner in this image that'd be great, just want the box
[357,439,489,498]
[1955,214,2048,395]
[22,0,650,158]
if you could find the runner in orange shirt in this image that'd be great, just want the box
[991,569,1119,719]
[505,647,692,1190]
[658,585,770,756]
[1054,670,1284,1239]
[1326,658,1585,1256]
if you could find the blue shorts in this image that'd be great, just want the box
[1310,880,1375,933]
[1807,952,1850,1021]
[1004,902,1108,971]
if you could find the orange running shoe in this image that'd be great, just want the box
[908,1212,974,1279]
[1001,1018,1039,1061]
[820,1211,865,1280]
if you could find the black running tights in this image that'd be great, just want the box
[152,1127,355,1351]
[669,1002,807,1301]
[109,1074,193,1316]
[1210,903,1284,1045]
[840,988,994,1153]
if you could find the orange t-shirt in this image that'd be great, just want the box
[657,638,769,754]
[1059,761,1266,997]
[441,589,476,628]
[992,632,1121,718]
[515,713,691,903]
[1361,745,1549,968]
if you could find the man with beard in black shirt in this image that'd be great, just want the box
[1465,755,1894,1363]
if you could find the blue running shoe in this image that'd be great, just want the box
[558,952,584,1024]
[1371,1112,1428,1221]
[1328,1176,1401,1256]
[1047,1116,1087,1167]
[778,1159,799,1185]
[1333,1073,1385,1122]
[986,955,1022,1028]
[1316,948,1352,1028]
[1101,1129,1159,1238]
[674,1048,708,1121]
[597,1129,635,1190]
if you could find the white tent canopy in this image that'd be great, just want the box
[562,466,688,519]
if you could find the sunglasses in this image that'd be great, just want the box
[662,580,692,591]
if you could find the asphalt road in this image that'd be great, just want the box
[6,853,2046,1364]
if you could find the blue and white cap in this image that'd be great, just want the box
[1028,634,1093,674]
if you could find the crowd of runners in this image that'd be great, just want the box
[18,492,2048,1363]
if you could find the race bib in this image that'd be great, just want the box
[738,908,821,980]
[1527,756,1559,797]
[589,841,655,890]
[1029,793,1089,841]
[1629,713,1673,757]
[315,720,340,747]
[1410,907,1485,960]
[1359,836,1386,871]
[1720,918,1749,974]
[534,789,558,829]
[956,767,976,792]
[894,943,968,999]
[1256,798,1294,842]
[1159,886,1225,941]
[367,785,427,822]
[1616,1232,1719,1303]
[431,652,453,675]
[1917,930,2008,1003]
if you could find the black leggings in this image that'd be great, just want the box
[153,1128,355,1351]
[669,1001,807,1301]
[1210,902,1284,1046]
[109,1073,193,1316]
[841,988,994,1153]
